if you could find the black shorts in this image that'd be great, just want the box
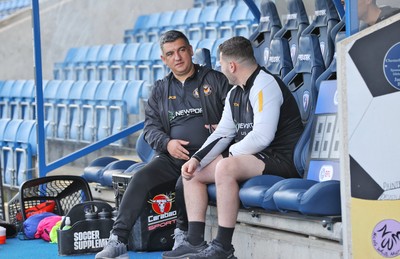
[254,150,299,178]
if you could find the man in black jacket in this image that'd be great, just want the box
[357,0,400,26]
[96,30,231,259]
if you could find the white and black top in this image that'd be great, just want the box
[193,66,304,171]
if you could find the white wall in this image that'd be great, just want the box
[0,0,192,80]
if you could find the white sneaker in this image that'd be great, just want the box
[172,228,187,250]
[95,233,129,259]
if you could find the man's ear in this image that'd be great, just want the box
[161,54,166,65]
[229,61,236,73]
[189,45,194,57]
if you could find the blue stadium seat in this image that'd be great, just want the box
[43,80,63,138]
[62,46,90,80]
[83,156,119,183]
[159,9,188,34]
[149,43,167,83]
[0,80,14,119]
[15,120,37,185]
[115,43,140,81]
[2,119,23,186]
[193,48,212,68]
[107,81,129,145]
[265,37,293,79]
[67,80,88,141]
[83,44,112,81]
[204,5,235,39]
[94,80,115,141]
[133,42,154,81]
[273,0,310,66]
[174,7,203,35]
[101,159,137,187]
[301,0,340,68]
[190,39,200,51]
[211,37,229,69]
[102,44,127,81]
[92,44,114,81]
[231,1,254,38]
[55,80,75,140]
[53,47,77,80]
[136,131,155,163]
[124,80,151,119]
[74,45,101,81]
[135,13,161,42]
[8,80,25,119]
[314,19,345,90]
[136,42,166,83]
[123,14,149,43]
[272,80,340,216]
[81,81,101,143]
[196,38,216,53]
[188,5,219,40]
[283,34,326,124]
[19,80,35,120]
[0,119,11,179]
[251,0,282,67]
[147,11,174,42]
[124,43,152,80]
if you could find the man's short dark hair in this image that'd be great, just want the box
[218,36,256,63]
[159,30,190,50]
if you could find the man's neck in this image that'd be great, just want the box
[366,5,382,25]
[238,64,258,87]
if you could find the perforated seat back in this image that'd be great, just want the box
[283,34,325,175]
[251,0,282,67]
[273,0,309,66]
[301,0,340,68]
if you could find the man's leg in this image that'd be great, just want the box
[162,155,222,259]
[173,176,188,249]
[189,155,264,259]
[96,154,182,259]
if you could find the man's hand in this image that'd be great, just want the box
[167,139,190,160]
[205,124,218,133]
[181,158,200,180]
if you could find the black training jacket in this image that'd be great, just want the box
[143,64,231,154]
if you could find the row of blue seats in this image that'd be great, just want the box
[252,0,342,76]
[123,2,257,43]
[0,0,30,20]
[53,43,165,83]
[0,119,47,187]
[53,38,229,82]
[0,80,150,144]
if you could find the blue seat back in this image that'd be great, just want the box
[301,0,340,68]
[251,0,282,67]
[193,48,212,68]
[136,132,155,163]
[273,0,309,66]
[283,34,326,175]
[265,37,293,79]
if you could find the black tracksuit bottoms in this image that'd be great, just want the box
[112,153,187,242]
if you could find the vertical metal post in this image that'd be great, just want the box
[31,0,48,177]
[346,0,359,36]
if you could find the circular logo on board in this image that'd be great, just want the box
[372,219,400,257]
[383,42,400,91]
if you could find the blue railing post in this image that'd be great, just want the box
[346,0,359,36]
[31,0,47,177]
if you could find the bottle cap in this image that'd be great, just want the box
[0,226,6,244]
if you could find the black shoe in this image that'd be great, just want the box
[189,240,236,259]
[162,240,208,259]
